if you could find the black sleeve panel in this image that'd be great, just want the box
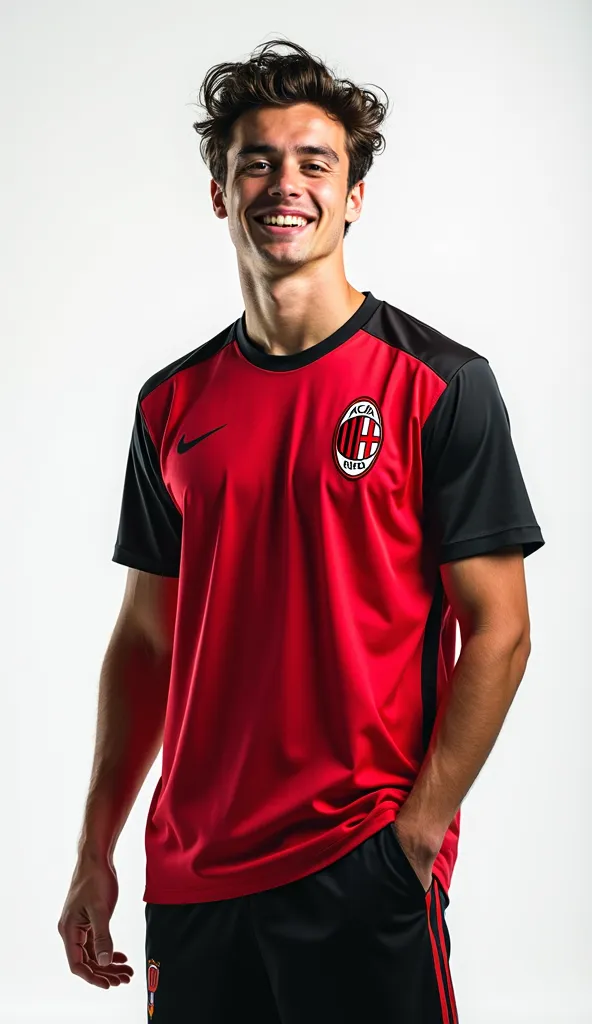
[112,398,182,577]
[422,357,545,565]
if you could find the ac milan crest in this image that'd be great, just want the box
[147,959,160,1019]
[333,397,383,479]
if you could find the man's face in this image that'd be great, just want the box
[211,103,364,273]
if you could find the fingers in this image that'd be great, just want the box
[86,904,114,967]
[82,943,134,982]
[59,922,111,989]
[58,918,133,988]
[58,860,131,988]
[94,959,134,985]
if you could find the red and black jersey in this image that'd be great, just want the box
[113,290,544,903]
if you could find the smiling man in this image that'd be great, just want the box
[58,39,545,1023]
[217,99,369,352]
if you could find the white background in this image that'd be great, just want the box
[1,1,590,1021]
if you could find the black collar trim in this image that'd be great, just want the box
[233,290,381,371]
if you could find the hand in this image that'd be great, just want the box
[392,817,438,893]
[57,857,133,989]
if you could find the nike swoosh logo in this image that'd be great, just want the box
[177,424,226,454]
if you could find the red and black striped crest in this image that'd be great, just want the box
[333,397,383,479]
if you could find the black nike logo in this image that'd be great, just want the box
[177,424,226,454]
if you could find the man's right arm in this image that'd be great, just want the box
[78,567,178,863]
[58,568,178,988]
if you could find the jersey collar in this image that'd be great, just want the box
[234,290,381,372]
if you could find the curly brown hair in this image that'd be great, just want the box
[192,38,390,237]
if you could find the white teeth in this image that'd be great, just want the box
[261,214,308,227]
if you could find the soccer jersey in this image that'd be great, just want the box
[112,290,544,904]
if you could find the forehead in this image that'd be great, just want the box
[227,103,346,161]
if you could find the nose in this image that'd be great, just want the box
[268,163,303,199]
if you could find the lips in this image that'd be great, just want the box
[251,213,317,238]
[253,219,313,235]
[252,211,316,225]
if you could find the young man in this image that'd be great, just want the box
[58,40,545,1023]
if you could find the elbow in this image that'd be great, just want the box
[514,629,532,685]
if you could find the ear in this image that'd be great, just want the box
[211,179,228,220]
[345,180,364,226]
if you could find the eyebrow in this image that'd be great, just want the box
[235,143,340,165]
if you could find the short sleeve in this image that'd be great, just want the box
[112,397,182,576]
[422,357,545,565]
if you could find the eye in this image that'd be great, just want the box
[244,161,326,173]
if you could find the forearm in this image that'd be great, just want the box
[77,626,171,865]
[400,628,531,854]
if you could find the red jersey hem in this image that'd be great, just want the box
[143,806,452,904]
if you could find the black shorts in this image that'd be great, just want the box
[145,822,458,1023]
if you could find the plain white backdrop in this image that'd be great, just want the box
[1,1,590,1021]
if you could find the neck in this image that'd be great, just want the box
[238,261,366,357]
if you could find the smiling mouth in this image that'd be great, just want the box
[252,217,316,236]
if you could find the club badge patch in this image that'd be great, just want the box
[147,959,160,1019]
[333,397,383,479]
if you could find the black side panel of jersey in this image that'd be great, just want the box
[421,576,446,755]
[112,323,235,576]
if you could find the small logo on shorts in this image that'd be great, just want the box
[147,959,160,1018]
[333,397,383,479]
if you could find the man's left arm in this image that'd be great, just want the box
[395,546,532,889]
[404,355,545,887]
